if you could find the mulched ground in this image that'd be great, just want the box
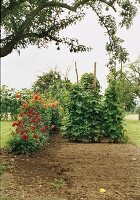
[1,134,140,200]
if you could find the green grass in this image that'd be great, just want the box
[0,120,140,148]
[125,120,140,147]
[0,121,14,148]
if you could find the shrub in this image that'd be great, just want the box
[8,93,63,154]
[62,83,103,142]
[62,71,126,143]
[103,75,125,142]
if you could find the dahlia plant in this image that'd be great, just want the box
[8,93,63,154]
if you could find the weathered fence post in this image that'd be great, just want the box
[75,61,79,83]
[93,62,96,91]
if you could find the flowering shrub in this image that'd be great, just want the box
[8,93,63,154]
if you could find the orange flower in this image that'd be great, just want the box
[43,104,47,109]
[16,93,21,98]
[33,94,41,100]
[22,100,28,109]
[50,103,56,108]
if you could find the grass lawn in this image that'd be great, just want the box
[125,120,140,147]
[0,120,140,148]
[0,121,14,148]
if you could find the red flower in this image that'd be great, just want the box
[16,128,19,132]
[41,127,46,133]
[33,134,38,139]
[19,112,25,117]
[21,134,28,140]
[13,120,22,127]
[30,119,35,123]
[29,107,35,114]
[20,130,26,134]
[16,93,21,98]
[45,126,48,130]
[12,122,17,127]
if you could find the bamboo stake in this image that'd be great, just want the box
[93,62,96,91]
[75,61,79,83]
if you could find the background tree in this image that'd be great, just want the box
[134,105,140,120]
[32,70,62,93]
[126,55,140,99]
[1,0,139,66]
[32,69,72,106]
[115,56,140,112]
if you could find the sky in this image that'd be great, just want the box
[1,9,140,93]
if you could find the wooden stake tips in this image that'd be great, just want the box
[75,61,79,83]
[93,62,96,91]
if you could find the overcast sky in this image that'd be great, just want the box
[1,10,140,92]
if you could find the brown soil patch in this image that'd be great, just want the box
[1,134,140,200]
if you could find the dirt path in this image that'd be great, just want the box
[1,134,140,200]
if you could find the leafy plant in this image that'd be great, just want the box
[50,179,65,189]
[62,80,103,142]
[103,70,125,142]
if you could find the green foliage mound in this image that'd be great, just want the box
[103,76,125,142]
[62,73,103,142]
[62,72,125,143]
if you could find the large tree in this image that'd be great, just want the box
[115,56,140,111]
[1,0,139,66]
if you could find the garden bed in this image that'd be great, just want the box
[1,134,140,200]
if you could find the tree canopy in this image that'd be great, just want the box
[32,70,62,93]
[111,56,140,111]
[1,0,140,66]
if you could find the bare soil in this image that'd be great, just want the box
[1,134,140,200]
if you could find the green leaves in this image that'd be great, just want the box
[102,73,125,142]
[62,74,103,142]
